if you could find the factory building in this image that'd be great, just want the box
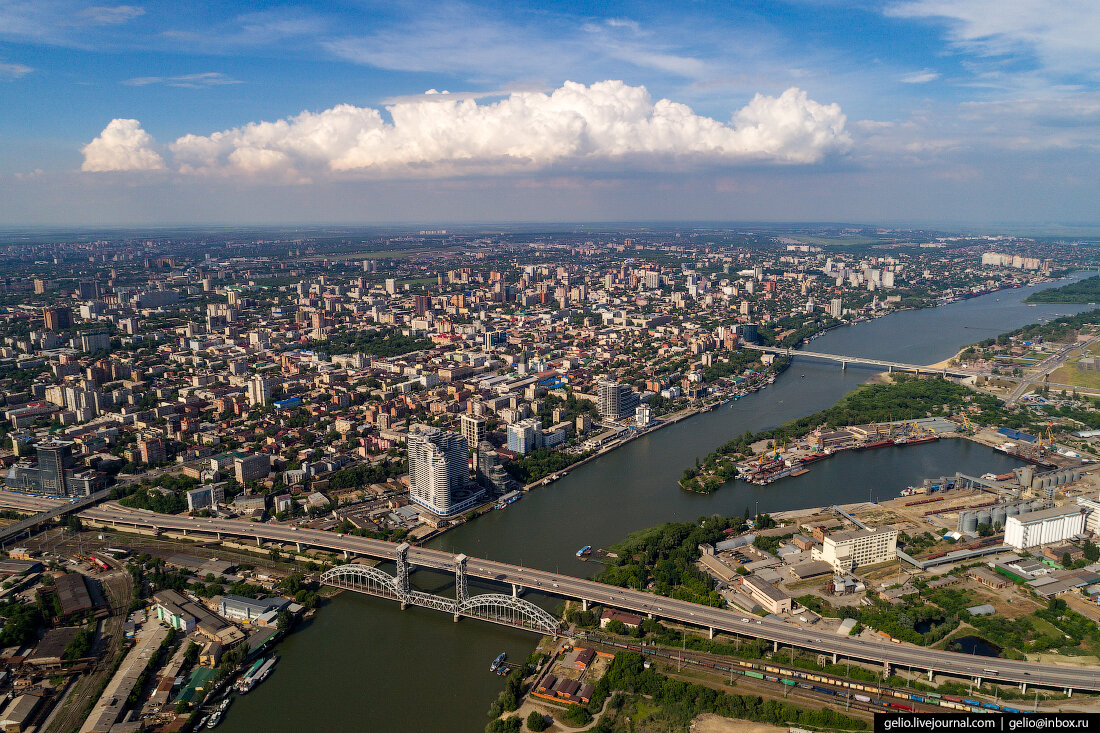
[1004,504,1088,550]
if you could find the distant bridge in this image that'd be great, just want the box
[742,344,970,378]
[321,545,560,635]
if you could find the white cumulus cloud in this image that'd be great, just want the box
[88,81,849,180]
[80,118,165,172]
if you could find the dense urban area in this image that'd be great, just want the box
[1,226,1100,733]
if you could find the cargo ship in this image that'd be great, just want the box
[900,435,939,446]
[856,439,894,451]
[799,451,831,465]
[490,652,506,672]
[576,545,592,558]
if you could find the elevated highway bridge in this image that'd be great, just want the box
[61,500,1099,695]
[741,344,970,378]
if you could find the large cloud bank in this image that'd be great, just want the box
[83,81,850,179]
[81,118,165,172]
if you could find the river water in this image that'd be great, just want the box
[219,275,1093,733]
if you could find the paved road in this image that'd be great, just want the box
[74,502,1100,693]
[0,489,112,545]
[1003,335,1100,405]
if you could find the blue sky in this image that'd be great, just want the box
[1,0,1098,226]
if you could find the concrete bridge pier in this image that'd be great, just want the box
[454,612,461,623]
[883,661,891,677]
[581,599,589,612]
[833,653,838,664]
[295,542,301,553]
[888,365,893,373]
[773,640,779,653]
[974,676,981,687]
[343,550,349,560]
[1020,683,1026,693]
[1066,688,1073,697]
[255,536,261,546]
[841,361,847,371]
[512,584,520,598]
[928,670,933,681]
[708,627,714,640]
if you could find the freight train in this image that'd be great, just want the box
[581,633,1027,714]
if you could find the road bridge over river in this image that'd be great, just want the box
[59,500,1099,695]
[741,344,971,378]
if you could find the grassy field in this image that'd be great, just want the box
[1051,363,1100,390]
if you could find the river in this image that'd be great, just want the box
[218,274,1093,733]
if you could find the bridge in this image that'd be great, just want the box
[741,344,970,378]
[62,500,1100,694]
[0,488,112,545]
[321,546,560,635]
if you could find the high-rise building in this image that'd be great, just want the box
[407,425,480,517]
[459,414,486,466]
[77,280,99,300]
[247,375,272,407]
[414,295,431,316]
[506,418,541,455]
[34,440,74,495]
[829,298,843,319]
[43,306,73,332]
[598,379,639,421]
[635,403,652,428]
[79,330,110,353]
[138,433,166,464]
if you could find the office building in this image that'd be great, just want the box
[4,440,91,497]
[408,425,481,517]
[812,527,898,572]
[635,403,652,428]
[597,379,639,421]
[234,454,271,483]
[43,306,72,332]
[186,484,226,512]
[1004,505,1088,550]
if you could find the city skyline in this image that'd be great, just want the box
[2,1,1099,225]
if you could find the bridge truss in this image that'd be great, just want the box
[320,545,560,636]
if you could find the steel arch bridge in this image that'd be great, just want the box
[321,549,560,636]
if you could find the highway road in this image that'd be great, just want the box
[1003,334,1100,405]
[67,500,1100,694]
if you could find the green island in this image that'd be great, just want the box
[1024,275,1100,304]
[679,375,1021,493]
[591,516,755,605]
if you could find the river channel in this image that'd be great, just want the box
[219,274,1093,733]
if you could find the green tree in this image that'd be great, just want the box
[526,711,548,732]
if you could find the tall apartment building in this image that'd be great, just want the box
[812,527,898,572]
[829,298,843,319]
[407,425,481,517]
[138,433,166,464]
[459,414,486,467]
[43,306,73,332]
[597,379,639,421]
[506,418,541,455]
[246,375,272,407]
